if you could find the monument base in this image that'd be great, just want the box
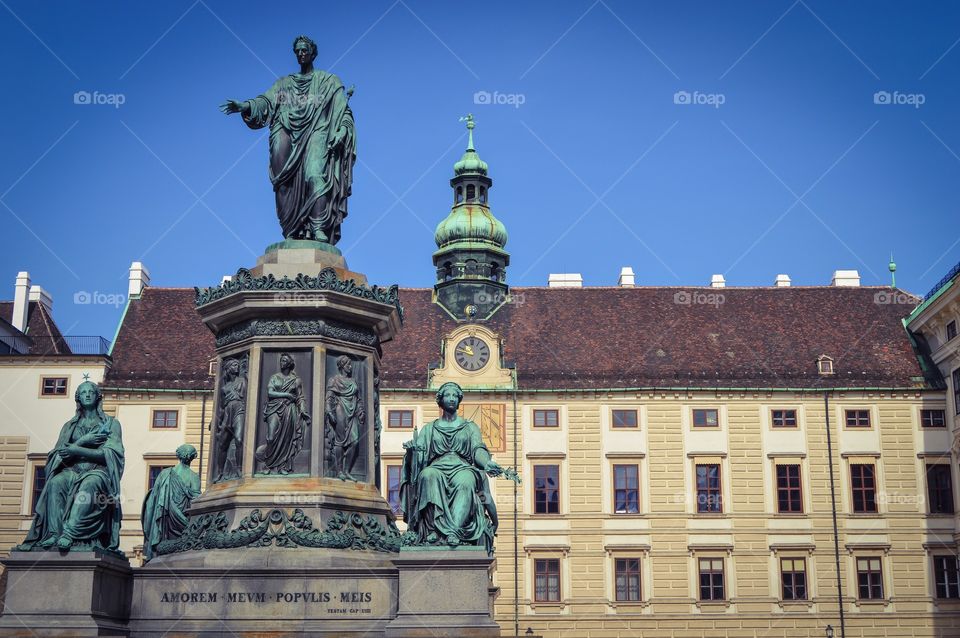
[0,550,132,637]
[128,546,398,637]
[385,547,502,638]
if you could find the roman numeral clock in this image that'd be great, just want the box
[454,335,490,371]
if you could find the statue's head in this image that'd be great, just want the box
[74,380,102,412]
[279,353,295,373]
[224,358,240,378]
[292,35,318,64]
[336,355,353,376]
[435,381,463,411]
[176,444,198,464]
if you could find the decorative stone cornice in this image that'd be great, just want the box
[195,267,403,322]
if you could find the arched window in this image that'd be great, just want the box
[443,262,454,281]
[456,187,463,204]
[479,187,487,203]
[490,262,500,281]
[465,259,478,275]
[466,184,476,201]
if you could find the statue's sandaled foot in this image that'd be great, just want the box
[38,536,57,549]
[426,532,438,543]
[279,468,289,476]
[56,536,72,550]
[446,535,459,547]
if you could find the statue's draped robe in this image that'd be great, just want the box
[217,376,246,478]
[326,374,361,450]
[242,69,356,242]
[401,417,495,552]
[21,416,124,550]
[256,373,308,472]
[141,466,200,560]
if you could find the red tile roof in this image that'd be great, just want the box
[103,288,215,390]
[104,285,927,391]
[381,286,926,390]
[0,301,69,355]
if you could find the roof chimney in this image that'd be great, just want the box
[774,274,791,287]
[618,267,635,288]
[12,272,30,332]
[221,275,233,285]
[128,262,150,298]
[548,273,583,288]
[28,285,52,312]
[710,274,726,288]
[831,270,860,287]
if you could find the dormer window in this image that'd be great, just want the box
[817,355,835,376]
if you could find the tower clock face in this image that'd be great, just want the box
[454,336,490,372]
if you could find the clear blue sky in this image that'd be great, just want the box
[1,1,959,339]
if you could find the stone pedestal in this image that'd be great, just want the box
[385,548,501,638]
[0,550,132,636]
[129,547,398,637]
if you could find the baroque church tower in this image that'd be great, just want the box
[432,115,510,321]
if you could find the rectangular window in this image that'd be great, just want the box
[388,409,414,428]
[934,556,960,599]
[613,464,639,514]
[921,409,947,428]
[534,464,560,514]
[151,410,178,429]
[386,465,402,516]
[31,465,46,514]
[780,558,808,601]
[148,465,173,490]
[776,464,803,513]
[771,409,798,427]
[927,464,955,514]
[845,409,871,428]
[533,409,559,428]
[954,369,960,415]
[693,408,719,427]
[698,558,725,601]
[850,464,878,513]
[856,557,884,600]
[614,558,642,602]
[40,377,67,396]
[695,463,722,513]
[948,320,958,341]
[534,558,561,602]
[612,409,638,428]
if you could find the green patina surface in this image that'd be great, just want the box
[265,239,343,255]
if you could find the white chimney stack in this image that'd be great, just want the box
[548,273,583,288]
[28,285,52,312]
[831,269,861,287]
[710,274,726,288]
[12,271,30,332]
[128,262,151,298]
[221,275,233,285]
[618,267,635,288]
[774,274,791,287]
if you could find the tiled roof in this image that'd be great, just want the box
[0,301,69,355]
[103,288,215,391]
[381,286,927,390]
[103,285,928,391]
